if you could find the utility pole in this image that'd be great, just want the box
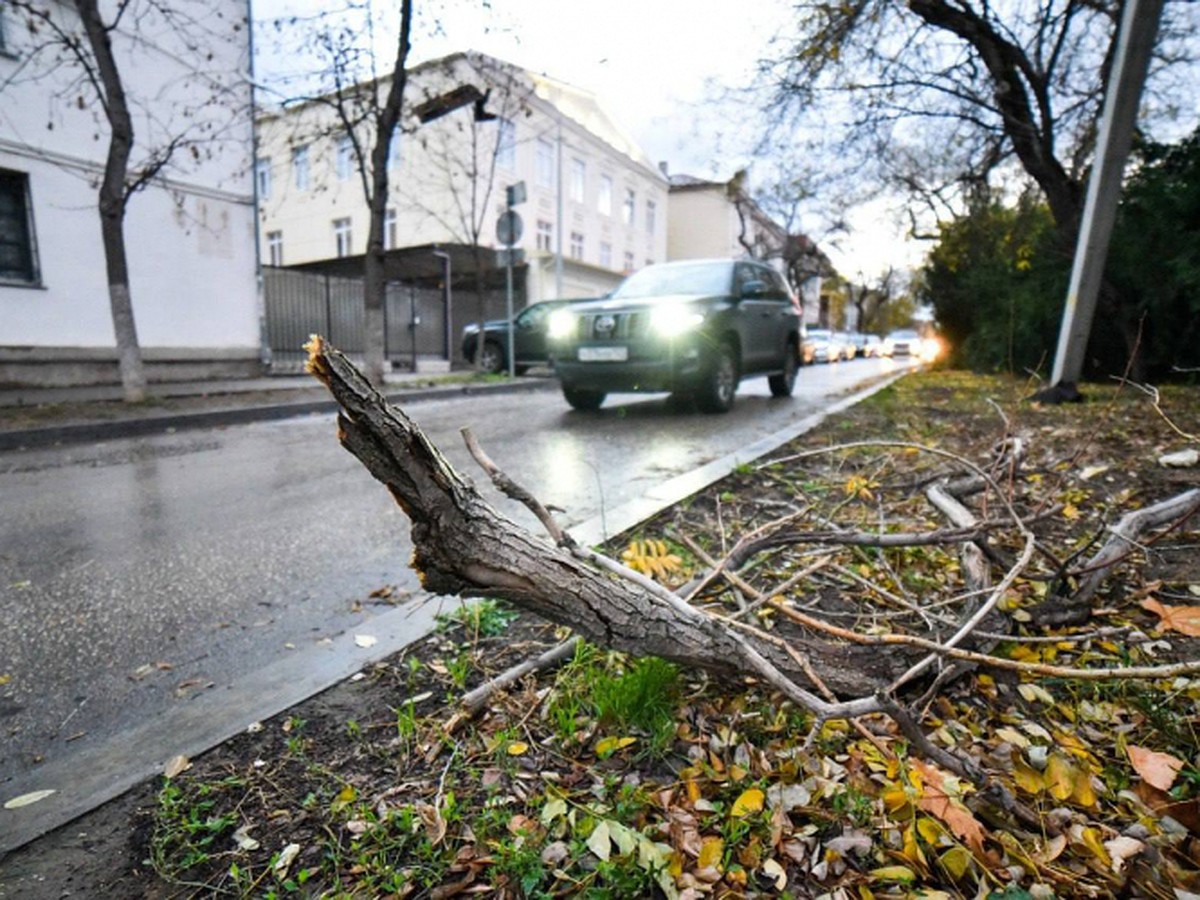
[1048,0,1163,391]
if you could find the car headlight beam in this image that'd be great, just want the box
[547,309,577,341]
[650,304,705,338]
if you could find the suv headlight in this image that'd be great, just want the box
[547,309,577,340]
[650,304,705,338]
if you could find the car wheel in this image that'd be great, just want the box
[562,386,605,410]
[696,342,738,413]
[477,341,505,374]
[768,343,798,397]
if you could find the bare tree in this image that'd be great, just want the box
[397,53,534,371]
[283,0,415,387]
[8,0,248,401]
[764,1,1198,247]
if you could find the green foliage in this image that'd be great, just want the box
[591,657,681,751]
[920,127,1200,380]
[1109,127,1200,378]
[149,778,240,878]
[918,194,1068,374]
[435,598,518,638]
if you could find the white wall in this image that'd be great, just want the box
[256,52,669,301]
[0,0,258,359]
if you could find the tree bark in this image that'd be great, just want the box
[305,337,915,698]
[361,0,413,388]
[76,0,146,403]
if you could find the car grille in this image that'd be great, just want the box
[576,311,645,342]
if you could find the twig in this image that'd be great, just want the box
[460,638,581,715]
[462,426,575,548]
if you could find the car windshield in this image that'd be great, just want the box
[611,262,732,300]
[807,330,832,340]
[890,330,920,340]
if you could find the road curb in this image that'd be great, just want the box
[0,378,558,452]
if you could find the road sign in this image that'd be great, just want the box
[506,181,527,207]
[495,248,525,267]
[496,209,523,247]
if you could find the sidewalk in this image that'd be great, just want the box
[0,369,558,452]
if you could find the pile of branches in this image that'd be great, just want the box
[305,338,1200,827]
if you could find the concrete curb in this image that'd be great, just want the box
[0,378,558,452]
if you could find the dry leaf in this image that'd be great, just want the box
[506,741,528,756]
[1127,744,1186,792]
[595,736,636,757]
[353,634,378,648]
[163,754,191,779]
[911,759,987,856]
[273,842,301,876]
[761,857,786,890]
[587,820,612,861]
[1140,598,1200,637]
[697,835,724,869]
[3,789,55,810]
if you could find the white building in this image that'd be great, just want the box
[255,51,669,303]
[0,1,259,387]
[666,172,825,324]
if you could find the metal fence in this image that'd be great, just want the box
[264,266,523,372]
[262,268,441,371]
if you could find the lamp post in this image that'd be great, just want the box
[431,249,452,363]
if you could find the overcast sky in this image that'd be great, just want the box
[253,0,925,278]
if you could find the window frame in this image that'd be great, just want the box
[333,217,353,257]
[598,174,613,216]
[292,145,310,191]
[0,169,41,286]
[535,138,555,187]
[255,156,272,199]
[536,219,553,251]
[569,158,585,203]
[265,230,284,266]
[495,117,517,170]
[335,136,355,182]
[569,230,584,260]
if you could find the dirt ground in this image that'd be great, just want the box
[2,370,1198,899]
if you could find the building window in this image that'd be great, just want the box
[266,230,283,266]
[292,145,309,191]
[570,231,584,260]
[385,208,398,250]
[646,199,657,235]
[569,158,585,203]
[623,250,634,273]
[536,138,554,187]
[599,241,612,269]
[0,10,12,57]
[255,157,272,199]
[333,217,353,257]
[387,126,402,169]
[0,169,39,284]
[598,175,612,216]
[496,118,516,169]
[536,219,552,251]
[622,188,635,226]
[336,136,354,181]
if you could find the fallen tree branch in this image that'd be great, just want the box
[460,637,581,715]
[304,336,914,698]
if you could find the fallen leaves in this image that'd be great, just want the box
[3,789,55,810]
[620,538,684,582]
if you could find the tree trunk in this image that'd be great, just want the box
[361,0,413,389]
[76,0,146,403]
[305,337,915,697]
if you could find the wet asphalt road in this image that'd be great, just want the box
[0,357,911,787]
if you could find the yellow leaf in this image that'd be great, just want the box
[507,741,529,755]
[939,845,973,879]
[911,759,988,857]
[698,835,724,870]
[595,736,636,757]
[163,754,191,779]
[587,820,612,861]
[1018,683,1056,705]
[1062,503,1081,520]
[1012,756,1045,795]
[730,787,765,817]
[870,865,916,883]
[1044,753,1076,801]
[1077,826,1112,869]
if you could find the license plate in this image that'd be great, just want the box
[579,346,628,362]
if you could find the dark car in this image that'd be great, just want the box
[461,299,588,374]
[547,259,802,413]
[847,333,882,358]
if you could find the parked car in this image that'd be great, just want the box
[883,328,922,357]
[462,299,591,374]
[547,259,802,413]
[833,332,857,360]
[847,333,882,358]
[804,329,840,363]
